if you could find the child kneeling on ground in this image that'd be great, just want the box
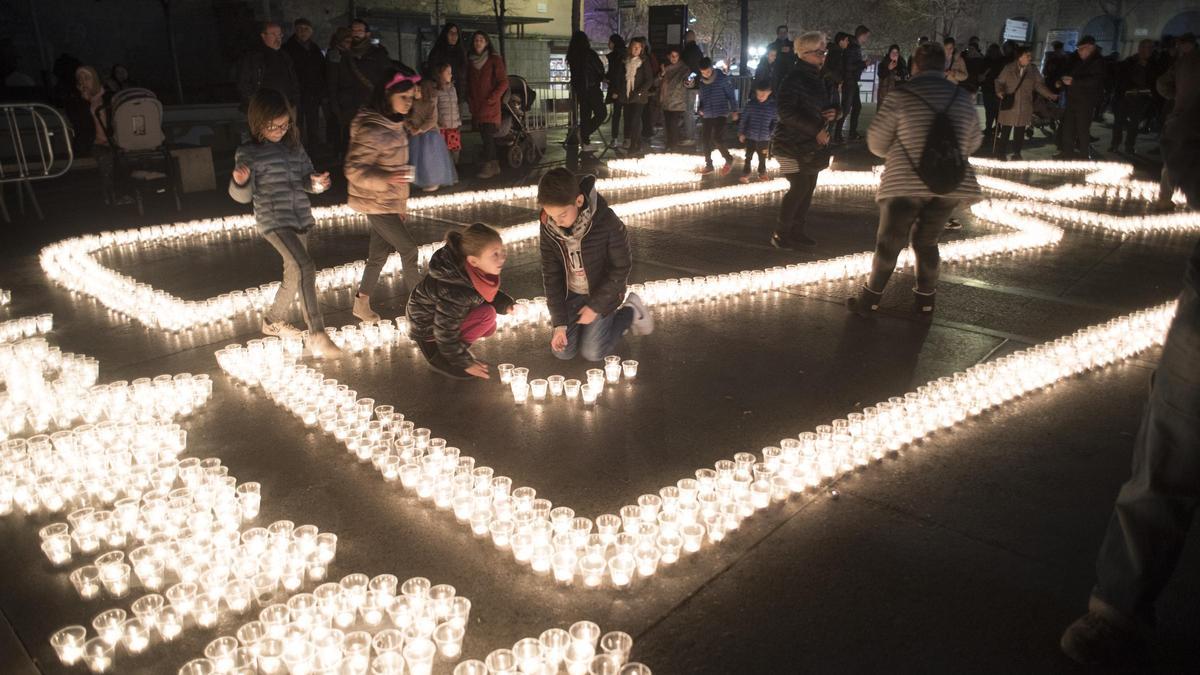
[537,168,653,361]
[230,88,341,359]
[406,223,514,379]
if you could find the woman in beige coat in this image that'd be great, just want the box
[994,46,1058,160]
[346,69,419,321]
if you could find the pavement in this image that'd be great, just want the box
[0,108,1197,674]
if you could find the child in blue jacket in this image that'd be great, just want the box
[738,80,778,183]
[695,58,739,175]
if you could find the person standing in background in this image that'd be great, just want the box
[566,31,606,148]
[324,27,352,157]
[283,18,327,154]
[425,23,468,102]
[466,31,508,179]
[876,44,908,108]
[237,22,299,113]
[1110,40,1161,155]
[1055,35,1107,159]
[605,34,627,148]
[681,30,704,144]
[837,25,870,143]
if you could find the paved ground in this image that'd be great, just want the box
[1,110,1198,674]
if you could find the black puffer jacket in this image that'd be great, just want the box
[406,246,515,371]
[772,60,835,173]
[539,175,632,328]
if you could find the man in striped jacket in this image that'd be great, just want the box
[846,42,982,317]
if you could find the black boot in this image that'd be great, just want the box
[846,285,883,316]
[913,288,936,317]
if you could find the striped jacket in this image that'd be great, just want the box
[738,96,778,141]
[867,71,982,202]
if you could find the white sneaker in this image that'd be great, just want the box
[262,319,302,338]
[621,292,654,336]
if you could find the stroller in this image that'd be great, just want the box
[494,75,546,168]
[1029,92,1064,140]
[108,87,181,215]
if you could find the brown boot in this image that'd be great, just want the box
[475,160,500,179]
[307,332,343,359]
[352,293,380,322]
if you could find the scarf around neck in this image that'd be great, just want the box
[465,263,500,302]
[625,55,642,97]
[470,51,489,70]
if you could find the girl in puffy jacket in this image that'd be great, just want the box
[406,223,515,379]
[229,88,341,358]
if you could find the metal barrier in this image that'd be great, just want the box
[1,103,74,222]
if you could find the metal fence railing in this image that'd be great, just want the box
[1,102,74,222]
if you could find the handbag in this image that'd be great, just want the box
[999,68,1028,111]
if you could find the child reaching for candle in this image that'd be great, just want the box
[229,88,341,359]
[406,223,515,379]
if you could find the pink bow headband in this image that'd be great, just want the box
[386,72,422,89]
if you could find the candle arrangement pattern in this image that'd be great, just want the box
[1,312,53,345]
[497,357,639,406]
[451,620,649,675]
[177,574,473,675]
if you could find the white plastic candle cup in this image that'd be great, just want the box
[530,379,549,400]
[100,562,131,598]
[41,534,72,566]
[447,596,471,629]
[564,379,581,399]
[569,620,602,649]
[604,355,622,366]
[511,381,529,404]
[618,663,652,674]
[599,631,633,665]
[547,375,566,396]
[82,637,114,673]
[513,637,545,673]
[204,636,239,670]
[70,565,102,599]
[485,648,518,675]
[621,360,639,379]
[158,608,183,641]
[512,367,529,384]
[341,632,372,672]
[564,641,596,675]
[539,628,571,667]
[255,637,284,673]
[92,609,126,646]
[121,618,149,654]
[453,660,489,675]
[498,364,515,383]
[50,625,87,665]
[589,654,623,675]
[608,554,636,587]
[433,622,464,658]
[402,638,436,675]
[604,363,621,383]
[372,628,404,655]
[371,652,405,674]
[581,384,597,405]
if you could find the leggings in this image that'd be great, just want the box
[774,172,819,242]
[262,228,325,332]
[359,213,421,301]
[866,196,959,293]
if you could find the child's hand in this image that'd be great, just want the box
[731,112,739,121]
[232,164,251,186]
[312,172,331,190]
[817,129,831,146]
[738,134,746,143]
[388,166,414,184]
[576,305,598,325]
[465,361,490,379]
[821,108,837,120]
[550,326,568,352]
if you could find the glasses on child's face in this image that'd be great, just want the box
[265,121,291,133]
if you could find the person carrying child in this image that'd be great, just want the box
[738,79,778,183]
[346,68,419,322]
[537,168,653,362]
[406,223,514,379]
[695,57,739,175]
[229,88,342,359]
[407,70,459,192]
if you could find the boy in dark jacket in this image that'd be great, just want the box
[738,80,778,182]
[696,58,739,175]
[537,168,653,362]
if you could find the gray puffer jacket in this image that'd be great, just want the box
[229,140,317,234]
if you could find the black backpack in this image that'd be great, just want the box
[900,87,966,194]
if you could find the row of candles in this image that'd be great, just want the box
[218,288,1177,594]
[36,161,708,332]
[1,312,52,343]
[0,337,212,443]
[498,357,639,406]
[990,196,1200,235]
[170,574,475,675]
[448,621,649,675]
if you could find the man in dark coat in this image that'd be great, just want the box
[282,18,326,151]
[838,25,870,142]
[237,22,299,112]
[1055,35,1108,159]
[1110,39,1161,154]
[681,30,704,143]
[328,19,392,130]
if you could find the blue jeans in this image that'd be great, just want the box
[1093,280,1200,624]
[553,293,634,362]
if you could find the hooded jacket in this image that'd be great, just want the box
[228,140,317,234]
[739,95,778,141]
[406,245,515,371]
[345,109,411,215]
[539,175,631,328]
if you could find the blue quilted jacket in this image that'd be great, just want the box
[738,96,778,141]
[697,70,738,118]
[229,140,318,234]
